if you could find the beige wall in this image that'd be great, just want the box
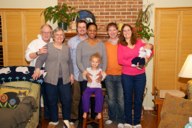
[0,0,57,8]
[143,0,192,109]
[1,0,192,109]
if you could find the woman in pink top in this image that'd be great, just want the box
[117,24,153,128]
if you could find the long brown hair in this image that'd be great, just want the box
[118,24,137,46]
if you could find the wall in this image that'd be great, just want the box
[0,0,57,8]
[1,0,192,109]
[59,0,142,32]
[143,0,192,110]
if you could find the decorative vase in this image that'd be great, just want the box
[58,22,68,31]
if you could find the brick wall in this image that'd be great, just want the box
[58,0,142,32]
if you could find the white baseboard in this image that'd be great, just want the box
[143,106,154,110]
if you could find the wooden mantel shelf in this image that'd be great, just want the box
[65,32,108,39]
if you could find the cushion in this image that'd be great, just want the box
[187,80,192,100]
[0,81,32,109]
[158,94,192,128]
[0,66,44,85]
[0,92,20,109]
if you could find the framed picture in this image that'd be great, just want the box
[76,10,96,23]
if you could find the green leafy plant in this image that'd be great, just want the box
[42,3,78,25]
[135,4,154,41]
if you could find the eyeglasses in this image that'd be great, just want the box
[42,32,52,34]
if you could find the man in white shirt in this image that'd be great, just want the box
[25,24,53,120]
[25,24,53,66]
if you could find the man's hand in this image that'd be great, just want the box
[38,46,47,55]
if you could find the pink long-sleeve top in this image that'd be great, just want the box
[117,39,146,76]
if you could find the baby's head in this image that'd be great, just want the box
[90,53,101,69]
[144,43,153,50]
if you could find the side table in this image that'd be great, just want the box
[153,98,164,126]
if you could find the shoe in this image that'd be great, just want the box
[118,123,124,128]
[105,120,113,125]
[47,121,59,128]
[133,124,142,128]
[124,123,132,128]
[63,120,71,128]
[69,121,74,125]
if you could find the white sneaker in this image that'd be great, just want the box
[118,123,124,128]
[105,120,113,125]
[133,124,142,128]
[63,120,71,128]
[124,123,132,128]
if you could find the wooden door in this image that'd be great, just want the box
[2,11,23,66]
[1,9,44,66]
[154,8,192,92]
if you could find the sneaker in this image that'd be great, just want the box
[105,120,113,125]
[118,123,124,128]
[48,121,59,128]
[69,121,74,125]
[124,123,132,128]
[133,124,142,128]
[63,120,71,128]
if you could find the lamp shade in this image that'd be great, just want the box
[178,54,192,78]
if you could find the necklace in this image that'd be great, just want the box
[108,38,118,45]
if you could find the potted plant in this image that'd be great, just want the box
[42,3,78,30]
[135,4,154,41]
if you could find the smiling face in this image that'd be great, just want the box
[40,25,52,43]
[87,24,97,39]
[90,57,100,69]
[53,29,65,44]
[77,22,87,36]
[107,24,118,39]
[123,25,132,40]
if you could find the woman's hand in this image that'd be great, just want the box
[70,74,74,84]
[86,72,92,82]
[96,71,103,83]
[32,68,41,80]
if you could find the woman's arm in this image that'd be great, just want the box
[76,42,86,73]
[101,43,107,71]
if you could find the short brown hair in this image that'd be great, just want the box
[106,22,118,31]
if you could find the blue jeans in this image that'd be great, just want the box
[41,82,49,119]
[121,73,146,125]
[105,75,124,123]
[45,78,72,122]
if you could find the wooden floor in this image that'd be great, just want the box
[39,110,158,128]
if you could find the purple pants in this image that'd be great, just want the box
[82,87,104,113]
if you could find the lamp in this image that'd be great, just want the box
[178,54,192,99]
[178,54,192,78]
